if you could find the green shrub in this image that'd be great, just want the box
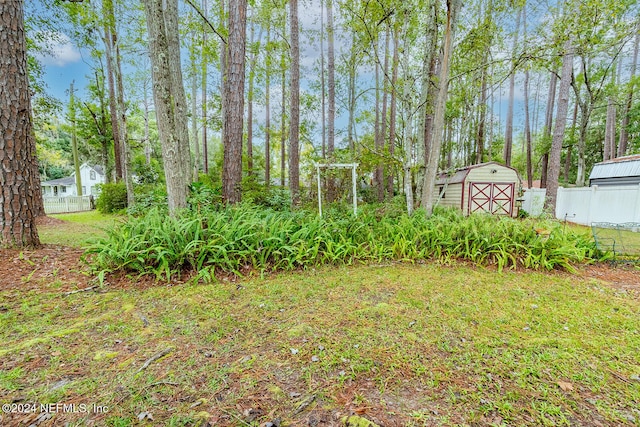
[127,184,168,216]
[86,204,597,281]
[95,183,127,214]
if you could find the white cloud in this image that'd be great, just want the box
[33,32,81,67]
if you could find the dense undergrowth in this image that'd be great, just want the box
[85,202,597,281]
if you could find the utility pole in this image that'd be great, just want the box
[70,81,82,196]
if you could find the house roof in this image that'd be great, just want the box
[589,155,640,181]
[436,162,518,185]
[43,164,104,186]
[41,176,75,186]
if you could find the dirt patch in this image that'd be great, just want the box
[36,215,68,227]
[2,243,640,296]
[0,245,90,292]
[576,263,640,295]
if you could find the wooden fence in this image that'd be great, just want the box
[43,196,94,214]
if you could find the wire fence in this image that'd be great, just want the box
[591,222,640,262]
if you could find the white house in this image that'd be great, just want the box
[41,164,106,197]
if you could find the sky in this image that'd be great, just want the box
[34,33,92,102]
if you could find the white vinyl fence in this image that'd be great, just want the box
[522,184,640,225]
[43,196,93,214]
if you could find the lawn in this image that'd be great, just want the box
[37,211,119,247]
[1,239,639,426]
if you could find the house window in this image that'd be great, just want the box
[90,170,96,180]
[82,186,87,195]
[61,186,66,193]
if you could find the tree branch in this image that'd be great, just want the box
[183,0,227,45]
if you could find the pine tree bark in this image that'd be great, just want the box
[545,39,574,212]
[0,0,41,247]
[222,0,247,203]
[289,0,301,206]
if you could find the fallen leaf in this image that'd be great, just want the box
[557,380,573,391]
[137,411,154,421]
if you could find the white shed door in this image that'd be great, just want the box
[468,182,514,216]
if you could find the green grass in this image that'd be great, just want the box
[38,211,120,247]
[1,264,638,426]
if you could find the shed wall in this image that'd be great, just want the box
[435,183,464,209]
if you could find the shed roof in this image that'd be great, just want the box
[436,162,517,185]
[589,155,640,181]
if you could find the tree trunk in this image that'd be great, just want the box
[320,0,326,159]
[222,0,247,203]
[281,51,286,187]
[0,0,41,248]
[421,0,461,216]
[374,37,382,200]
[476,71,487,164]
[246,19,262,176]
[69,82,82,197]
[377,29,390,202]
[416,0,438,203]
[289,0,301,206]
[524,67,533,188]
[265,25,271,187]
[604,97,616,160]
[540,71,557,188]
[347,29,357,153]
[618,30,639,157]
[142,73,152,165]
[191,40,200,181]
[113,25,135,206]
[103,5,122,182]
[523,4,532,188]
[401,10,414,214]
[143,0,192,214]
[326,0,336,201]
[387,25,399,198]
[202,0,209,174]
[564,99,578,183]
[504,8,521,167]
[545,39,574,212]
